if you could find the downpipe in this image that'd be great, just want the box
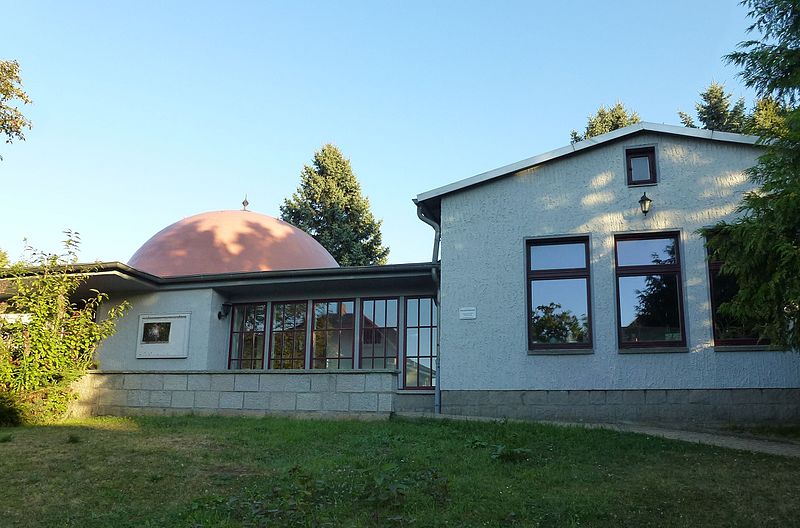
[415,202,442,413]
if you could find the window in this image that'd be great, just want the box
[142,322,171,343]
[136,313,190,359]
[360,298,399,369]
[626,147,657,186]
[526,237,592,350]
[708,255,767,347]
[269,301,307,369]
[615,233,685,348]
[312,300,355,369]
[404,297,437,389]
[229,304,266,369]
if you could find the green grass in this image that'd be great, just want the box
[1,415,799,527]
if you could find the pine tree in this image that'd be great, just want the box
[280,144,389,266]
[700,0,800,350]
[570,102,641,143]
[679,82,747,132]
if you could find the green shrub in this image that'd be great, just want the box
[0,232,127,425]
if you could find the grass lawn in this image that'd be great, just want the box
[1,415,799,528]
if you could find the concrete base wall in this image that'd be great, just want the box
[394,393,436,413]
[70,370,398,418]
[442,389,800,425]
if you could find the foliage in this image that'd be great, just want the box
[570,102,641,143]
[0,249,8,268]
[0,60,32,160]
[280,144,389,266]
[0,232,127,424]
[530,302,587,344]
[678,82,747,132]
[700,0,800,350]
[679,82,788,135]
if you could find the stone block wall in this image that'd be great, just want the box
[441,389,800,425]
[70,370,398,418]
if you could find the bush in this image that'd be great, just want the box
[0,232,127,424]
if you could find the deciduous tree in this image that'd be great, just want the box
[281,144,389,266]
[0,60,32,160]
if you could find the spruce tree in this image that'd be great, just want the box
[679,82,747,132]
[280,144,389,266]
[570,102,640,143]
[700,0,800,350]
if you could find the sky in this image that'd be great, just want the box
[2,1,756,265]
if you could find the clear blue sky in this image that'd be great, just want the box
[2,1,755,265]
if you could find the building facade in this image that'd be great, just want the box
[69,123,799,424]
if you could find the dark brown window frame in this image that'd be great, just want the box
[228,303,268,370]
[310,298,356,370]
[359,297,400,370]
[268,300,308,370]
[708,258,768,347]
[614,232,686,349]
[526,236,593,350]
[403,296,437,390]
[626,146,657,186]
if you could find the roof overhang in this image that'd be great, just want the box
[414,122,762,223]
[2,261,439,302]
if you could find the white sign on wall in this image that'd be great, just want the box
[136,313,191,359]
[459,307,477,320]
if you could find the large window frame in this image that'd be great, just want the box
[228,304,267,369]
[526,236,593,351]
[311,299,356,370]
[614,232,686,349]
[268,300,308,369]
[359,297,400,370]
[403,297,437,390]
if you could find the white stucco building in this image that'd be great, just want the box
[66,123,799,423]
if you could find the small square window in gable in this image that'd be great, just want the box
[626,146,657,186]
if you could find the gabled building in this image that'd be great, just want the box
[70,123,799,423]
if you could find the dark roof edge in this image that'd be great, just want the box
[79,261,439,286]
[414,122,762,207]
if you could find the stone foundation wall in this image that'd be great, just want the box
[71,370,398,418]
[441,389,800,425]
[394,393,436,413]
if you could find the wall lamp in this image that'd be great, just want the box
[217,302,232,320]
[639,192,653,216]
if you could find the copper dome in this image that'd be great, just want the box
[127,210,338,277]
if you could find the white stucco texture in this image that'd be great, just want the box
[439,133,800,391]
[96,288,230,371]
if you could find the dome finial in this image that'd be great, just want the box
[242,194,249,211]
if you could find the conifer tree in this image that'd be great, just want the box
[700,0,800,350]
[280,144,389,266]
[678,82,747,132]
[570,102,640,143]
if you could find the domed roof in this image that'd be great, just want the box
[128,210,338,277]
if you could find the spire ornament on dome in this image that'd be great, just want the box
[242,195,249,211]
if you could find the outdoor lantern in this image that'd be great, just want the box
[638,192,653,215]
[217,302,232,320]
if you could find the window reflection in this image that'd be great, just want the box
[617,238,676,267]
[530,279,589,344]
[312,300,355,370]
[530,243,586,270]
[618,275,682,343]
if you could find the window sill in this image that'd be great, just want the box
[714,345,782,353]
[399,388,435,394]
[627,182,658,188]
[528,348,593,355]
[618,346,689,354]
